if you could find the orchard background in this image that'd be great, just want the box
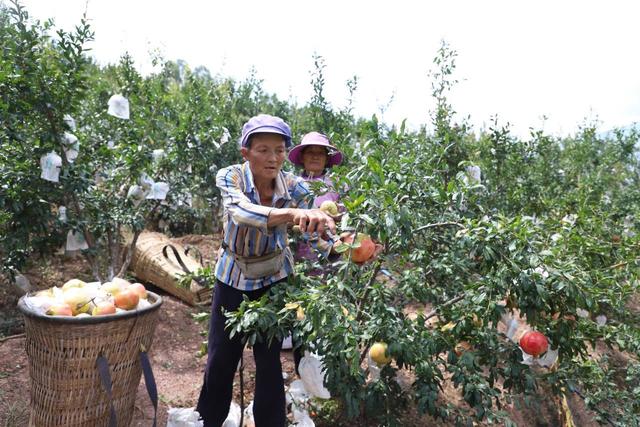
[1,1,639,426]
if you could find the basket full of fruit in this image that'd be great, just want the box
[17,278,162,427]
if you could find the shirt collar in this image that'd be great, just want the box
[241,162,255,193]
[241,162,291,202]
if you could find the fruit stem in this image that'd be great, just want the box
[356,259,383,365]
[343,220,362,282]
[423,286,486,321]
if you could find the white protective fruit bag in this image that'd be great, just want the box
[521,347,559,368]
[58,206,67,222]
[107,94,130,119]
[465,165,482,184]
[146,182,170,200]
[152,149,166,164]
[63,114,76,131]
[127,185,147,206]
[40,151,62,182]
[62,132,80,162]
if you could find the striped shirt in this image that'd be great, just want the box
[215,162,334,291]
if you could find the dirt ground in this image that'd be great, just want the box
[0,233,615,426]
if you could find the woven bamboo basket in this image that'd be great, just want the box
[129,231,212,306]
[18,292,163,427]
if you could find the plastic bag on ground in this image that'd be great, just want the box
[282,334,293,350]
[298,352,330,399]
[166,407,203,427]
[287,380,315,426]
[242,401,255,427]
[66,230,89,251]
[287,379,310,405]
[291,406,315,427]
[221,401,241,427]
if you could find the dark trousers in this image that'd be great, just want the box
[196,280,286,427]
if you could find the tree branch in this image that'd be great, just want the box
[116,228,142,279]
[423,286,486,322]
[0,333,25,343]
[116,200,162,278]
[415,221,466,233]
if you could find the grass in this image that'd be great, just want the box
[0,391,29,427]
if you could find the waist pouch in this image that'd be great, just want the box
[229,247,285,279]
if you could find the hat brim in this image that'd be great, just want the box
[288,144,343,167]
[241,126,292,148]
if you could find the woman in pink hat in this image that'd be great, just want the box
[288,132,344,261]
[286,131,345,366]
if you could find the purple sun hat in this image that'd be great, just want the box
[288,132,343,167]
[239,114,292,148]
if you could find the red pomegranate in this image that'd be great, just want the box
[519,331,549,357]
[343,233,376,263]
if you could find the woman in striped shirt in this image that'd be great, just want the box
[196,114,337,427]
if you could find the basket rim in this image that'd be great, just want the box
[17,290,163,324]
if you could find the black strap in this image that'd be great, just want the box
[96,352,158,427]
[96,354,118,427]
[140,349,158,427]
[162,244,193,275]
[162,244,208,287]
[184,245,204,265]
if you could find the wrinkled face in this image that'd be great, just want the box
[301,145,328,176]
[241,133,286,183]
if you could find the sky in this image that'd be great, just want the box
[17,0,640,138]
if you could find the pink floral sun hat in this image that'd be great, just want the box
[288,132,343,167]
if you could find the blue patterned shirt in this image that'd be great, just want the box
[215,162,334,290]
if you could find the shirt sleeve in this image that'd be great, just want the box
[216,166,273,234]
[289,176,314,209]
[310,233,338,259]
